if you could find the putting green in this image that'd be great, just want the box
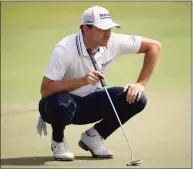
[1,2,191,168]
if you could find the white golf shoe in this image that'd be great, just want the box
[51,137,74,161]
[78,127,113,158]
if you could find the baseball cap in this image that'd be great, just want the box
[80,6,121,30]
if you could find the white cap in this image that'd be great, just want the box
[80,6,121,30]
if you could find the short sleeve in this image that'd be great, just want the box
[44,46,69,81]
[110,33,142,56]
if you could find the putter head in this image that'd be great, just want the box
[126,160,143,166]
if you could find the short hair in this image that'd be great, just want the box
[80,25,94,34]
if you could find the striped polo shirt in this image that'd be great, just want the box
[44,32,142,96]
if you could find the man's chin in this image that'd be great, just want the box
[100,41,109,46]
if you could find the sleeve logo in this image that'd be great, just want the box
[130,36,136,43]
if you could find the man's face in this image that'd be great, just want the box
[87,26,111,46]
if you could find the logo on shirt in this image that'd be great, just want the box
[101,59,112,68]
[130,35,136,42]
[99,13,111,19]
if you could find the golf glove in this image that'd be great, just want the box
[36,115,47,136]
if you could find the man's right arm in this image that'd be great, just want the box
[41,70,104,98]
[40,76,85,98]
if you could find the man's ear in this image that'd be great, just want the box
[82,25,88,33]
[83,25,93,33]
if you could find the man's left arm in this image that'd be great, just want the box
[125,38,162,104]
[136,38,161,85]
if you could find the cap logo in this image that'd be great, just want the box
[99,13,111,19]
[85,20,94,24]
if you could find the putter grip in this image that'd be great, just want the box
[87,49,107,87]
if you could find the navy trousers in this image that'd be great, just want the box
[39,87,147,142]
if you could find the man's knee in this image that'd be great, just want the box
[135,93,147,112]
[49,93,76,125]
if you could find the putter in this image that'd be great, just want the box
[87,49,143,166]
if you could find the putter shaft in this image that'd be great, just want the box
[103,87,134,161]
[87,49,136,163]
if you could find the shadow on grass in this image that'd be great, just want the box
[1,155,112,166]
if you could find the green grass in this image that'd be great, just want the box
[1,2,191,103]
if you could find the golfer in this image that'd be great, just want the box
[37,5,161,161]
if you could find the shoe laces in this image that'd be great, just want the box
[62,137,69,152]
[95,135,106,152]
[53,138,69,153]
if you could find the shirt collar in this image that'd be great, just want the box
[76,32,106,57]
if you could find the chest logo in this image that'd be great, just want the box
[101,59,113,68]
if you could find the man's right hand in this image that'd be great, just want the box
[81,70,104,86]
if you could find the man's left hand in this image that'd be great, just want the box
[124,83,144,104]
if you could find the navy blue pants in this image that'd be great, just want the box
[39,87,147,142]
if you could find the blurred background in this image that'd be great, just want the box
[1,2,192,168]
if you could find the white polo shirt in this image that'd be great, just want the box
[44,32,142,97]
